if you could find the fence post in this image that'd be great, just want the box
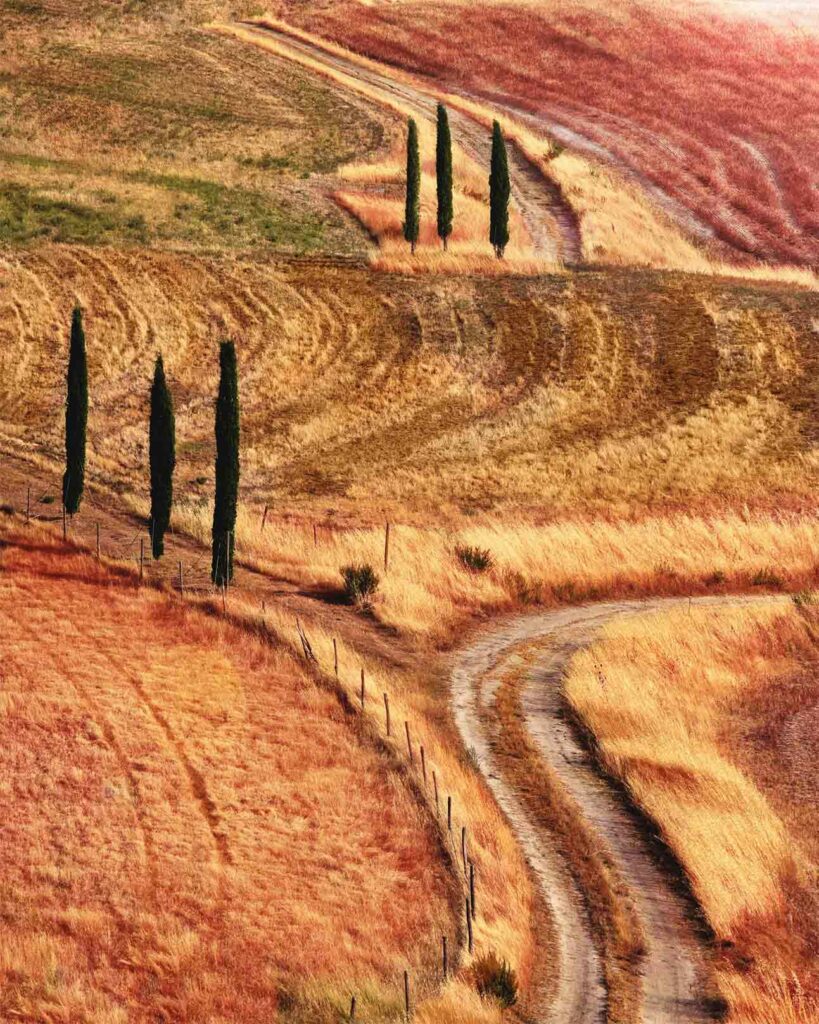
[442,934,448,978]
[139,538,144,581]
[470,860,476,920]
[25,484,30,525]
[261,505,269,531]
[461,826,467,875]
[96,521,100,560]
[384,692,391,737]
[433,771,439,817]
[333,638,338,677]
[313,522,318,548]
[360,667,365,710]
[384,521,390,573]
[420,745,427,789]
[465,897,473,953]
[403,969,410,1021]
[349,995,356,1021]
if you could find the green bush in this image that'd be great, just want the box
[472,951,518,1007]
[340,564,380,606]
[456,544,493,573]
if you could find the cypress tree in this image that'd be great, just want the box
[211,341,240,587]
[63,305,88,515]
[148,353,175,559]
[489,120,511,259]
[403,117,420,254]
[436,103,453,250]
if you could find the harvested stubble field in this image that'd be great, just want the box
[287,0,819,268]
[0,523,458,1022]
[566,598,819,1022]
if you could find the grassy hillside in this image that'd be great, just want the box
[0,524,455,1022]
[3,247,817,520]
[0,0,394,253]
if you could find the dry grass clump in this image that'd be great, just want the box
[0,525,455,1022]
[564,599,819,1022]
[289,0,819,268]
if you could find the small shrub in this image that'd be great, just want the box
[751,567,783,589]
[341,564,380,606]
[705,570,726,586]
[456,544,493,573]
[792,589,816,609]
[472,951,518,1007]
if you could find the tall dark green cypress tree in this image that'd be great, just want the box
[211,341,240,587]
[63,305,88,515]
[148,353,175,559]
[436,103,453,250]
[489,120,511,259]
[403,117,420,254]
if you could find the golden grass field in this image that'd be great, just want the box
[566,599,819,1023]
[0,524,461,1022]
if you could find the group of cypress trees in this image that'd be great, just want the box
[403,106,510,258]
[61,307,240,587]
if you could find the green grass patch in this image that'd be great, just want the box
[0,183,149,245]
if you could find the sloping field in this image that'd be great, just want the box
[0,0,393,254]
[289,0,819,267]
[566,599,819,1022]
[3,247,818,520]
[0,525,454,1022]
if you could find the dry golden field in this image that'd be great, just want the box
[566,599,819,1023]
[0,523,459,1022]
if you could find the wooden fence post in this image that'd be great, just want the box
[95,522,100,560]
[25,484,30,525]
[403,969,410,1021]
[333,638,338,677]
[139,538,144,581]
[261,505,269,531]
[178,560,184,596]
[470,860,476,920]
[420,745,427,789]
[465,897,473,953]
[313,522,318,548]
[360,667,365,710]
[349,994,356,1021]
[433,771,439,817]
[447,795,452,832]
[384,521,390,573]
[384,692,391,737]
[442,934,448,979]
[461,826,468,875]
[405,721,413,763]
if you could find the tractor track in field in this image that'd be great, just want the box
[452,596,781,1023]
[231,22,582,265]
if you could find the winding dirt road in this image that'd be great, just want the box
[230,22,582,265]
[452,596,782,1023]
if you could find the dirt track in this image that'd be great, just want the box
[452,596,783,1023]
[233,22,583,265]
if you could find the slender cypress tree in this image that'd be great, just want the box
[436,103,453,250]
[63,305,88,515]
[211,341,240,587]
[148,353,175,559]
[403,117,420,254]
[489,120,511,259]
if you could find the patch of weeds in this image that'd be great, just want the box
[704,569,726,586]
[471,951,518,1007]
[239,153,293,173]
[792,589,816,609]
[503,569,543,605]
[340,564,379,607]
[751,567,784,589]
[456,544,493,573]
[38,495,55,505]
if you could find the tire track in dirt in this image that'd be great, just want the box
[452,596,780,1023]
[232,22,582,264]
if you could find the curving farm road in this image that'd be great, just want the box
[230,22,582,265]
[452,596,782,1023]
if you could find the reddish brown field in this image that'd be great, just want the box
[289,0,819,267]
[0,527,453,1023]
